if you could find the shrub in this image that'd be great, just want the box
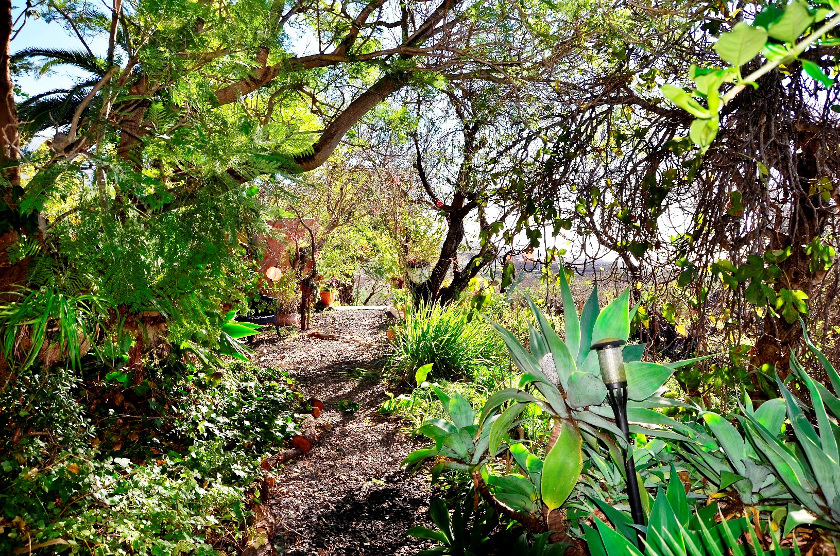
[0,360,305,554]
[389,301,503,383]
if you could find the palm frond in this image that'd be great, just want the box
[12,47,106,76]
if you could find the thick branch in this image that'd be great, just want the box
[293,73,405,171]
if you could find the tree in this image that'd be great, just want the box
[506,0,840,377]
[0,0,544,371]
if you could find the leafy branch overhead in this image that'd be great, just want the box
[662,0,840,151]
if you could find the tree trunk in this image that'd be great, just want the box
[0,0,22,380]
[412,201,467,304]
[0,0,18,190]
[752,133,834,378]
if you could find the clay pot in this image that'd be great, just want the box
[320,290,335,306]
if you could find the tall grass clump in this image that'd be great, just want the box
[389,301,502,383]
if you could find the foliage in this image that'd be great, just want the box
[0,288,108,371]
[389,301,504,383]
[405,275,697,532]
[407,495,500,556]
[736,325,840,530]
[584,469,800,556]
[662,0,840,152]
[0,361,304,554]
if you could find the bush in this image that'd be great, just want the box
[389,301,503,383]
[0,360,305,554]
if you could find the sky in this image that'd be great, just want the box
[12,13,96,96]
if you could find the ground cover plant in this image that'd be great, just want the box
[0,359,306,553]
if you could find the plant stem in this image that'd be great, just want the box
[722,13,840,104]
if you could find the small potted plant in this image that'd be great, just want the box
[320,277,339,307]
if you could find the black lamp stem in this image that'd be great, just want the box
[606,384,645,537]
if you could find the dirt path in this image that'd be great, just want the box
[251,308,433,556]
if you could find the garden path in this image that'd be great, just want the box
[251,308,433,556]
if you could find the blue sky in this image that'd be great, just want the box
[12,11,104,97]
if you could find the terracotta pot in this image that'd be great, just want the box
[320,290,335,306]
[275,313,299,326]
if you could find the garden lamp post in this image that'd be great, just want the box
[592,338,645,532]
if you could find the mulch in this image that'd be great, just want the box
[250,308,434,556]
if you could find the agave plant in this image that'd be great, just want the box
[584,467,801,556]
[736,324,840,534]
[406,274,700,533]
[677,399,790,506]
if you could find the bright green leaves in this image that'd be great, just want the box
[801,59,834,86]
[804,237,836,273]
[774,288,809,323]
[660,85,711,119]
[662,0,840,152]
[415,363,433,386]
[713,22,768,66]
[767,0,815,42]
[625,361,675,401]
[541,421,583,511]
[689,118,720,152]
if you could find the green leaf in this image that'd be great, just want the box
[489,402,527,455]
[417,419,458,443]
[714,22,769,65]
[541,421,582,511]
[741,416,821,515]
[526,297,577,389]
[558,269,581,357]
[689,117,720,150]
[529,321,549,361]
[578,285,600,365]
[593,518,643,555]
[402,447,440,469]
[490,320,540,377]
[479,388,541,425]
[666,465,690,524]
[428,498,453,543]
[648,488,685,555]
[801,59,834,87]
[625,361,675,401]
[591,288,630,347]
[661,85,711,118]
[753,398,786,435]
[767,0,814,42]
[566,371,608,408]
[407,526,449,544]
[801,320,840,394]
[220,321,261,339]
[783,504,818,537]
[623,344,645,362]
[433,386,475,430]
[415,363,433,386]
[589,497,638,543]
[583,524,609,556]
[509,442,543,491]
[754,4,785,29]
[719,470,750,491]
[703,412,747,475]
[777,376,840,509]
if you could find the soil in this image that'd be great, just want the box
[250,308,434,556]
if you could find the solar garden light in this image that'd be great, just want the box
[591,338,645,533]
